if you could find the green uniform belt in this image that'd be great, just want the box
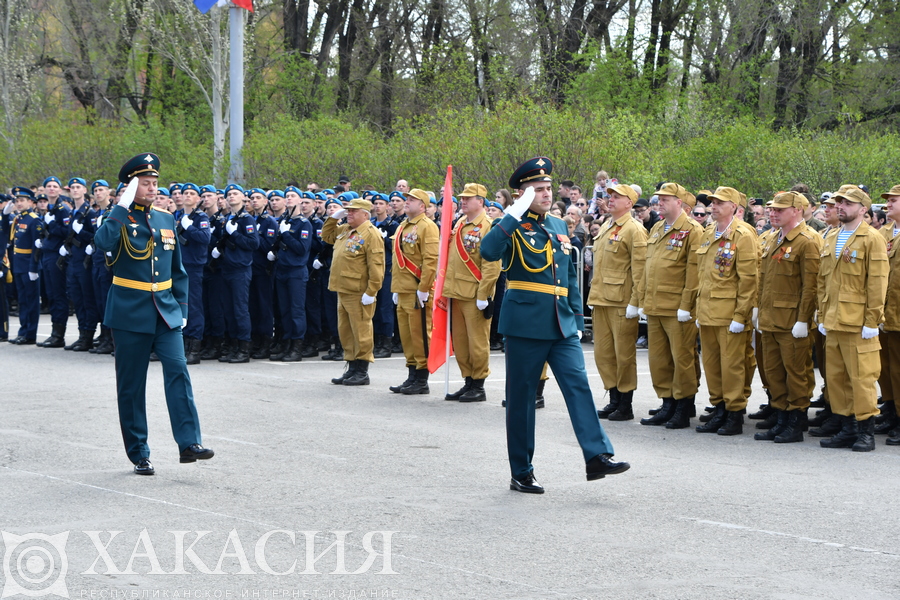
[507,281,568,297]
[113,276,172,292]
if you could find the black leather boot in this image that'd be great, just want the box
[301,335,320,358]
[332,362,357,385]
[809,413,843,437]
[248,334,261,359]
[875,402,897,433]
[717,409,744,436]
[460,378,487,402]
[665,396,694,429]
[281,339,303,362]
[754,410,787,440]
[820,415,859,448]
[808,404,833,427]
[401,369,430,395]
[94,329,115,355]
[696,404,727,433]
[756,410,780,429]
[218,339,236,362]
[641,398,675,426]
[200,337,223,360]
[774,410,807,443]
[252,336,272,359]
[390,366,417,393]
[269,338,289,361]
[229,340,250,363]
[342,360,371,386]
[39,323,66,348]
[851,417,876,452]
[748,403,774,420]
[70,330,94,352]
[373,335,392,359]
[322,337,343,360]
[597,388,620,419]
[608,390,634,421]
[886,426,900,446]
[184,337,201,365]
[445,376,472,401]
[535,379,546,409]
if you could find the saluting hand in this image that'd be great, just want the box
[331,208,347,220]
[505,187,535,220]
[118,178,138,209]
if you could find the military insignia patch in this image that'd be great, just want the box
[266,228,275,237]
[200,221,209,229]
[245,224,254,234]
[301,230,309,239]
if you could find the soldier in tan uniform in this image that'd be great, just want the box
[443,183,501,403]
[817,185,888,452]
[588,184,647,421]
[880,185,900,445]
[390,188,440,395]
[635,182,703,428]
[694,186,759,436]
[753,192,821,443]
[321,198,385,386]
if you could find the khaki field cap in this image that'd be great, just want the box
[404,188,431,204]
[346,198,373,211]
[709,186,742,206]
[880,184,900,199]
[822,193,836,205]
[608,183,638,205]
[459,183,488,198]
[681,191,697,208]
[657,182,686,201]
[832,184,872,208]
[769,191,806,210]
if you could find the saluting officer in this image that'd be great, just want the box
[588,183,647,420]
[272,186,313,362]
[321,197,385,385]
[175,183,211,364]
[635,182,703,428]
[443,183,501,403]
[880,185,900,446]
[8,187,43,344]
[94,153,213,475]
[480,157,629,494]
[817,185,888,452]
[754,192,822,443]
[390,188,440,395]
[694,186,759,436]
[36,180,72,348]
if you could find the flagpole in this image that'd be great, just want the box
[227,2,244,184]
[444,299,451,396]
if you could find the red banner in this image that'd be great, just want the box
[428,166,455,373]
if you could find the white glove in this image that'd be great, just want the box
[625,304,640,319]
[182,318,187,329]
[791,322,808,338]
[180,215,192,229]
[818,323,827,336]
[225,219,237,235]
[361,293,376,306]
[105,252,112,257]
[862,326,879,340]
[72,220,83,234]
[2,201,12,215]
[118,177,138,209]
[85,245,94,255]
[28,272,38,281]
[211,248,221,259]
[476,299,489,310]
[312,259,323,270]
[380,228,388,238]
[279,220,291,233]
[44,213,53,224]
[34,238,42,249]
[577,330,583,340]
[266,251,276,262]
[58,246,68,257]
[392,292,399,305]
[637,307,646,320]
[728,320,745,333]
[677,309,691,322]
[416,290,430,306]
[505,187,535,220]
[696,320,701,329]
[331,208,347,220]
[96,215,103,228]
[751,307,759,330]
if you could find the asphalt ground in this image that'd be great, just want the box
[1,315,899,599]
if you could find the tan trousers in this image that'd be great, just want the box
[647,315,698,399]
[337,293,376,362]
[761,330,812,411]
[592,305,638,392]
[397,292,433,369]
[879,330,900,406]
[699,325,750,411]
[450,298,492,379]
[825,330,881,420]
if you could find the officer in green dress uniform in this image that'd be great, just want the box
[480,157,630,494]
[94,153,214,476]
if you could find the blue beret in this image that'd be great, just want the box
[349,191,360,200]
[91,179,109,191]
[43,176,61,187]
[325,199,342,208]
[68,177,87,188]
[224,183,244,195]
[509,156,553,189]
[389,191,405,200]
[199,185,217,195]
[267,189,285,199]
[12,186,35,199]
[323,188,336,195]
[216,189,224,195]
[181,183,200,194]
[301,191,315,200]
[284,186,302,197]
[361,190,374,199]
[169,183,182,192]
[116,183,125,194]
[486,200,503,210]
[438,196,459,206]
[157,187,171,197]
[314,192,327,202]
[372,193,390,203]
[248,188,267,198]
[118,152,161,183]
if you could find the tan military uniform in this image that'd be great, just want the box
[758,222,822,411]
[735,220,761,402]
[636,212,702,400]
[695,219,759,411]
[443,211,501,380]
[818,222,888,419]
[877,226,900,408]
[587,213,647,392]
[391,212,440,369]
[812,224,836,402]
[322,218,385,362]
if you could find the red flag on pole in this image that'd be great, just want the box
[233,0,254,11]
[428,166,455,373]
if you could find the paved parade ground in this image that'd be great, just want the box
[2,316,899,599]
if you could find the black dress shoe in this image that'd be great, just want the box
[586,454,631,480]
[134,458,155,475]
[180,444,215,463]
[510,473,544,494]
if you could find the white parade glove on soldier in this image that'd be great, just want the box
[96,215,103,228]
[312,258,323,270]
[34,238,42,249]
[44,213,53,224]
[728,320,745,333]
[266,251,276,262]
[331,208,347,220]
[791,322,808,338]
[505,187,535,221]
[476,299,489,310]
[85,245,94,255]
[225,219,237,235]
[3,201,14,215]
[381,228,388,238]
[183,318,188,329]
[416,290,429,307]
[751,307,759,330]
[279,220,291,233]
[677,309,691,323]
[862,326,879,340]
[72,220,83,234]
[118,178,138,209]
[211,247,221,259]
[637,307,646,320]
[28,272,38,281]
[180,215,192,229]
[577,330,583,340]
[818,323,827,336]
[58,246,68,257]
[361,293,376,306]
[392,293,399,305]
[625,305,640,319]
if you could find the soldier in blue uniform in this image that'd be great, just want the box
[480,157,630,494]
[247,187,278,359]
[8,188,43,344]
[36,184,72,348]
[87,180,116,354]
[94,153,213,476]
[59,177,99,351]
[370,193,399,358]
[298,191,325,357]
[199,185,227,360]
[271,186,313,361]
[175,183,211,364]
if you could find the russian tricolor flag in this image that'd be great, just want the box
[194,0,253,13]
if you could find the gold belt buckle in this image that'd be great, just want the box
[555,286,564,296]
[151,282,159,292]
